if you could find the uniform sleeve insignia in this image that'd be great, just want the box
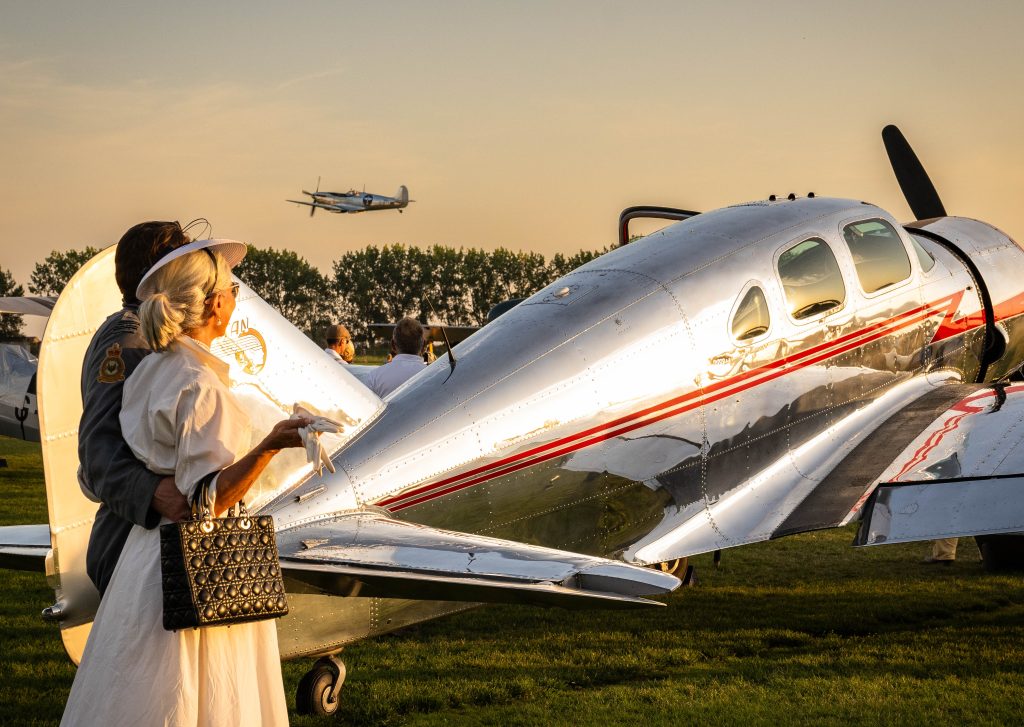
[97,343,127,383]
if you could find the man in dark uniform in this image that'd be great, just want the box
[79,221,193,595]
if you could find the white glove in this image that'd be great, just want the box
[293,405,344,476]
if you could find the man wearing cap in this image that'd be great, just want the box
[78,221,194,596]
[325,323,355,363]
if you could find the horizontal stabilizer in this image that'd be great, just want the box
[278,513,679,609]
[0,524,49,571]
[855,476,1024,547]
[0,296,56,317]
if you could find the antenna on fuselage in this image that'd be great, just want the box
[425,297,457,383]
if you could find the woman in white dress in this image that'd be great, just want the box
[62,240,308,727]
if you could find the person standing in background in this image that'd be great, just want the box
[924,538,958,565]
[324,323,355,363]
[366,317,427,398]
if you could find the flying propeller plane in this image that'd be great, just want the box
[288,178,411,216]
[3,125,1024,717]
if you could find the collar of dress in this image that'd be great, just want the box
[175,336,232,386]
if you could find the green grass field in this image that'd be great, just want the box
[2,435,1022,726]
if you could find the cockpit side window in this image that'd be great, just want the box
[731,286,770,341]
[909,234,936,273]
[842,219,912,293]
[778,238,846,320]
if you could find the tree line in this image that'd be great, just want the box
[0,244,609,346]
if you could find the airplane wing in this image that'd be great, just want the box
[278,512,679,609]
[624,377,1024,563]
[0,296,56,317]
[0,524,49,571]
[856,382,1024,547]
[322,202,364,212]
[286,199,363,213]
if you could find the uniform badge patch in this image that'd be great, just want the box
[98,343,126,383]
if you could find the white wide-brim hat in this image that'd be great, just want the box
[136,238,248,300]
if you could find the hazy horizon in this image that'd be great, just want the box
[3,1,1023,294]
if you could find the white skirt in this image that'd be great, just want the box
[61,523,289,727]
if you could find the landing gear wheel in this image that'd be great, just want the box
[657,557,688,577]
[296,655,346,716]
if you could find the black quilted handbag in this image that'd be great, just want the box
[159,481,288,631]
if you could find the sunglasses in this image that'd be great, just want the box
[206,282,240,300]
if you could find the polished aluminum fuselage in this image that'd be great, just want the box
[311,190,404,212]
[264,197,1024,656]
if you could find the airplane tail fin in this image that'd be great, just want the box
[36,248,385,663]
[397,185,409,206]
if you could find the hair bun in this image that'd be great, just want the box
[137,249,231,351]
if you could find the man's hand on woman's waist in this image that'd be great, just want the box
[151,476,190,522]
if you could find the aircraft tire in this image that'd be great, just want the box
[655,558,688,577]
[296,663,341,716]
[975,534,1024,572]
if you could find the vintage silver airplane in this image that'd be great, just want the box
[0,296,55,442]
[288,178,412,216]
[3,126,1024,717]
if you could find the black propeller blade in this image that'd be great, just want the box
[882,124,947,221]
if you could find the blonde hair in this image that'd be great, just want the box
[138,250,233,351]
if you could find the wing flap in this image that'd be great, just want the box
[855,476,1024,546]
[279,513,679,609]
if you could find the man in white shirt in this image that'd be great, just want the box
[324,324,355,363]
[366,317,426,397]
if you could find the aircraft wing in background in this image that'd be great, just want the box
[0,296,56,317]
[0,524,49,571]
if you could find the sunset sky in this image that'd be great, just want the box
[2,1,1023,297]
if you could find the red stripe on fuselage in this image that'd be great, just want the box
[377,289,1022,512]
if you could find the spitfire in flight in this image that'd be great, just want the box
[287,178,411,216]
